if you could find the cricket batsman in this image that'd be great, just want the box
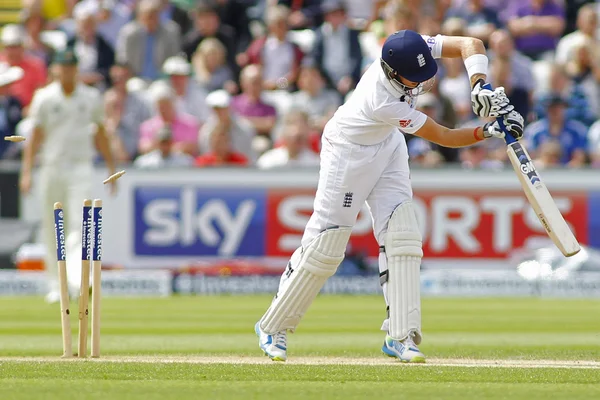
[255,30,525,362]
[19,48,116,303]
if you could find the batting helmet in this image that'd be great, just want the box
[381,30,437,83]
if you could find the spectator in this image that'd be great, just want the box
[415,92,459,163]
[290,61,341,134]
[488,29,535,117]
[459,141,505,170]
[507,0,565,61]
[115,0,181,80]
[240,5,304,91]
[0,64,24,159]
[231,65,277,138]
[533,140,563,170]
[257,119,320,169]
[535,63,597,127]
[139,81,199,156]
[277,0,323,30]
[94,0,135,51]
[525,94,588,167]
[195,127,249,167]
[20,9,54,66]
[191,38,236,93]
[556,4,598,66]
[439,56,472,124]
[212,0,252,54]
[67,2,115,89]
[161,55,210,123]
[199,90,257,162]
[407,137,444,168]
[134,125,194,168]
[0,24,47,109]
[588,118,600,162]
[445,0,501,45]
[273,108,321,153]
[489,57,531,119]
[104,65,152,163]
[182,1,237,71]
[311,0,363,98]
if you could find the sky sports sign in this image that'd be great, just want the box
[134,186,600,259]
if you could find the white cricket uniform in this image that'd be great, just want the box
[300,34,444,248]
[29,81,104,293]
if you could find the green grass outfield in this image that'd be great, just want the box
[1,296,599,399]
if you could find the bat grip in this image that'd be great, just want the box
[482,83,516,145]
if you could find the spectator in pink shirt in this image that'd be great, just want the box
[139,80,200,156]
[230,64,277,139]
[0,24,47,109]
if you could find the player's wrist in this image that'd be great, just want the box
[464,54,488,86]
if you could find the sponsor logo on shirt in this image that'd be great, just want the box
[399,119,412,128]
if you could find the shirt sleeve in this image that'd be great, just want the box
[373,101,428,135]
[420,34,444,59]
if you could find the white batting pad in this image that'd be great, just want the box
[384,201,423,343]
[260,226,353,334]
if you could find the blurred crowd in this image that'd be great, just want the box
[1,0,600,170]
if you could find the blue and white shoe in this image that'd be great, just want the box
[382,332,426,363]
[255,322,287,362]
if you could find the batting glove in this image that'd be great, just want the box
[471,80,514,118]
[483,111,525,140]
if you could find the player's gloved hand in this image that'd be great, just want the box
[483,111,525,140]
[471,80,514,118]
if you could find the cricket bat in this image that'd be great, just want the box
[486,84,581,257]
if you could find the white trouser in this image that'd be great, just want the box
[275,122,413,324]
[38,163,93,294]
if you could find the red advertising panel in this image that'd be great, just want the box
[266,189,588,259]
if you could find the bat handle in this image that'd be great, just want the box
[481,83,516,145]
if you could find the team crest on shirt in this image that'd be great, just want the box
[399,119,412,128]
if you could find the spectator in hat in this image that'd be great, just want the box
[289,60,341,134]
[162,55,210,123]
[310,0,363,97]
[198,89,256,161]
[133,125,194,168]
[407,137,444,168]
[230,65,277,138]
[67,2,115,89]
[195,127,249,167]
[0,24,47,108]
[238,5,304,91]
[191,38,236,93]
[0,63,24,159]
[182,1,237,72]
[139,80,200,156]
[115,0,181,80]
[459,140,505,170]
[525,94,588,167]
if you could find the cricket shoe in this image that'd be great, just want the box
[255,322,287,362]
[382,332,426,363]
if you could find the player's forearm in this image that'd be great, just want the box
[21,126,43,174]
[441,36,488,87]
[438,126,487,148]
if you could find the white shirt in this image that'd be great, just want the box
[262,36,294,82]
[555,31,595,66]
[588,120,600,154]
[29,81,104,166]
[257,147,320,169]
[133,149,195,168]
[331,34,444,145]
